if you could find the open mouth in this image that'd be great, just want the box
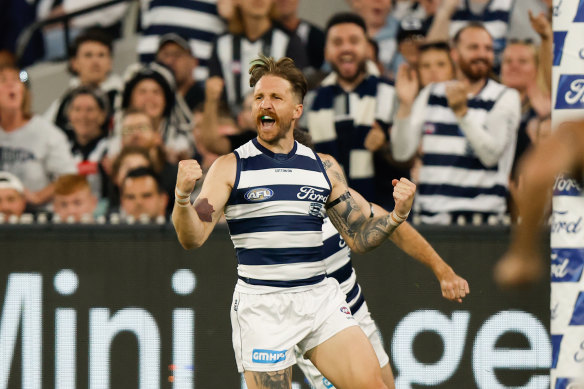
[338,54,357,73]
[260,115,276,129]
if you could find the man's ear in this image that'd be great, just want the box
[293,104,303,120]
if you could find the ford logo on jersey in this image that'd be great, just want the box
[245,188,274,202]
[252,349,286,363]
[551,249,584,282]
[554,175,582,196]
[297,186,329,203]
[555,75,584,109]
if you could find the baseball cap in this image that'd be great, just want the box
[0,172,24,193]
[397,17,426,44]
[157,33,193,56]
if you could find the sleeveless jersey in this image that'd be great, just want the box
[224,139,332,288]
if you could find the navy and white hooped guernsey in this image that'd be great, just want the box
[322,217,365,314]
[224,139,332,288]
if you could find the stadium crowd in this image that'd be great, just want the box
[0,0,552,225]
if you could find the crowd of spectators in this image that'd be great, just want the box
[0,0,552,225]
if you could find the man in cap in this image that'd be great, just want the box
[156,33,205,112]
[0,171,26,217]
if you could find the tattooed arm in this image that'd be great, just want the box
[319,153,416,254]
[172,153,235,249]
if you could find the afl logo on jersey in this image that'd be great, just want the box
[245,188,274,202]
[340,306,351,315]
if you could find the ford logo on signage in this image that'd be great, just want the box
[553,31,567,66]
[575,0,584,22]
[244,187,274,202]
[569,292,584,325]
[551,248,584,282]
[555,75,584,109]
[553,175,582,196]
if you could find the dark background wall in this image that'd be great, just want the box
[0,225,550,389]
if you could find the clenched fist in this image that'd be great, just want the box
[176,159,203,195]
[436,265,470,303]
[391,177,416,218]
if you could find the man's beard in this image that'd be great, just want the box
[331,59,367,84]
[459,57,492,82]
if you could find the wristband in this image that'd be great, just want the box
[175,197,191,207]
[389,211,408,227]
[393,210,409,222]
[175,187,191,199]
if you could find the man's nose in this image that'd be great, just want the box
[259,98,273,109]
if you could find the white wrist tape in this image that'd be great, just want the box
[175,196,191,207]
[175,187,191,199]
[389,211,407,227]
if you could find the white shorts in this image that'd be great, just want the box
[230,277,357,372]
[295,301,389,389]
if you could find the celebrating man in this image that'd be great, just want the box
[173,55,415,388]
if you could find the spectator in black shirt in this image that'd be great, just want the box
[66,86,110,200]
[156,33,205,113]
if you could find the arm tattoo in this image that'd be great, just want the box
[327,192,397,252]
[250,368,292,389]
[194,198,214,222]
[322,158,348,186]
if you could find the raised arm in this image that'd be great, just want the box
[320,153,415,254]
[392,64,428,161]
[425,0,459,43]
[197,77,233,155]
[348,188,470,302]
[529,10,552,95]
[172,153,235,249]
